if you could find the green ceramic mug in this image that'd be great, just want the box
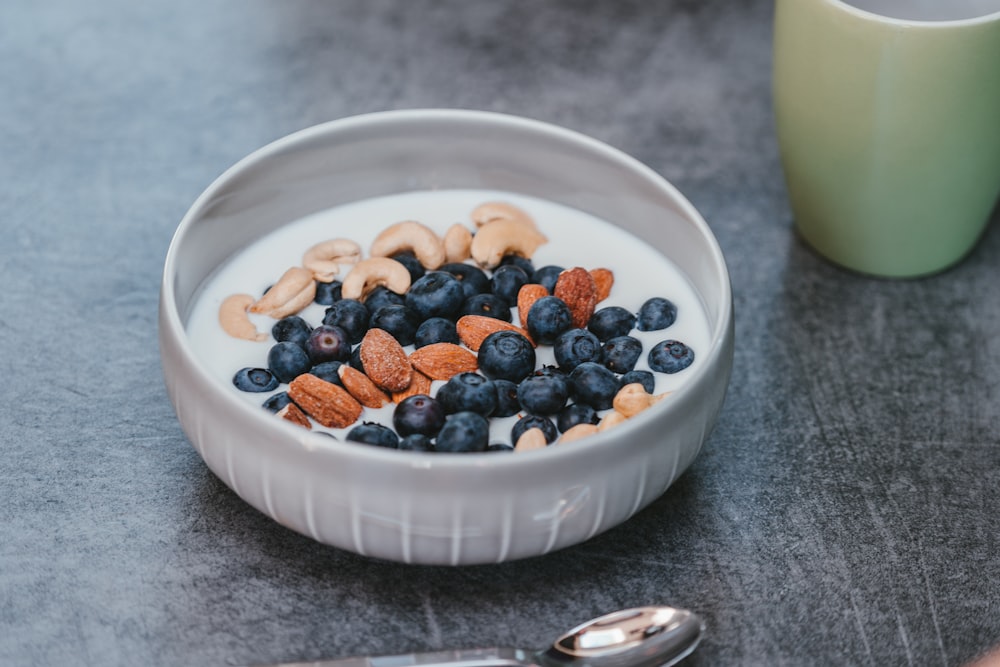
[773,0,1000,278]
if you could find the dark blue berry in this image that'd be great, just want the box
[369,304,421,347]
[398,433,434,452]
[364,285,405,313]
[648,340,695,373]
[267,341,313,383]
[517,373,570,415]
[406,271,465,320]
[350,344,364,372]
[323,299,370,344]
[568,362,619,410]
[233,367,279,393]
[440,262,490,299]
[435,372,498,416]
[557,403,599,433]
[530,265,564,294]
[272,316,312,348]
[461,293,512,322]
[500,254,535,276]
[346,422,399,449]
[305,324,352,364]
[477,330,536,383]
[490,264,530,306]
[308,361,344,386]
[314,280,343,305]
[435,411,490,453]
[588,306,637,342]
[553,328,602,371]
[511,414,558,445]
[601,335,643,373]
[392,394,446,437]
[637,297,678,331]
[620,370,655,394]
[492,379,521,418]
[262,391,293,413]
[487,443,514,453]
[414,317,459,348]
[525,296,573,345]
[390,252,426,282]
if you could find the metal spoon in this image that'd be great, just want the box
[256,605,704,667]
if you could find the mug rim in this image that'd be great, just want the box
[825,0,1000,26]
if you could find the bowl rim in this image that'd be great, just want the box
[160,107,733,470]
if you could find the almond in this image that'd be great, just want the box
[359,328,412,392]
[554,267,598,329]
[338,365,391,408]
[409,342,478,380]
[392,369,433,403]
[590,268,614,303]
[276,402,312,430]
[514,427,547,452]
[516,283,548,326]
[287,374,363,429]
[456,315,534,352]
[559,422,598,443]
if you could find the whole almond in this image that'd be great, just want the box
[338,365,391,408]
[559,423,598,444]
[392,369,433,403]
[359,328,413,392]
[554,267,598,329]
[516,283,549,326]
[456,315,534,352]
[409,342,478,380]
[590,268,615,303]
[288,374,363,429]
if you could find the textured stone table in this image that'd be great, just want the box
[3,1,999,665]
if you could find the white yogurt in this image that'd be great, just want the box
[185,189,711,445]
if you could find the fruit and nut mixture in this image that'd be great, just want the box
[219,201,697,453]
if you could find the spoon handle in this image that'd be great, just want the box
[255,647,533,667]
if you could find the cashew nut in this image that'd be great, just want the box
[613,383,655,418]
[249,267,316,319]
[442,223,473,263]
[302,238,361,282]
[597,410,628,432]
[559,423,598,444]
[370,220,446,269]
[470,201,537,229]
[341,257,411,301]
[218,294,268,341]
[470,218,548,269]
[514,427,548,452]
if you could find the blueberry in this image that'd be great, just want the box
[648,340,695,373]
[398,433,434,452]
[553,328,602,371]
[364,285,406,313]
[323,299,370,344]
[620,369,655,394]
[272,316,312,348]
[601,335,643,373]
[414,317,459,348]
[267,341,313,383]
[557,403,599,433]
[435,411,490,453]
[490,264,530,306]
[511,414,558,445]
[461,293,512,322]
[314,280,343,306]
[393,394,446,437]
[369,304,421,347]
[346,422,399,449]
[637,297,678,331]
[499,254,535,276]
[262,391,293,413]
[477,330,536,383]
[436,372,498,417]
[525,296,573,345]
[233,367,279,393]
[305,324,352,364]
[406,271,465,320]
[568,362,619,410]
[517,373,570,415]
[350,344,364,372]
[487,443,515,453]
[492,379,521,418]
[390,252,426,282]
[440,262,490,299]
[308,361,344,386]
[588,306,637,342]
[530,265,564,294]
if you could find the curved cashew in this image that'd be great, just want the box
[470,218,548,269]
[370,220,446,270]
[597,410,628,432]
[218,294,268,341]
[470,201,537,229]
[442,223,473,263]
[559,422,598,444]
[302,238,361,282]
[341,257,411,301]
[249,267,316,319]
[613,383,655,418]
[514,427,547,452]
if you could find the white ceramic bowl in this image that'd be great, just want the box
[159,109,734,565]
